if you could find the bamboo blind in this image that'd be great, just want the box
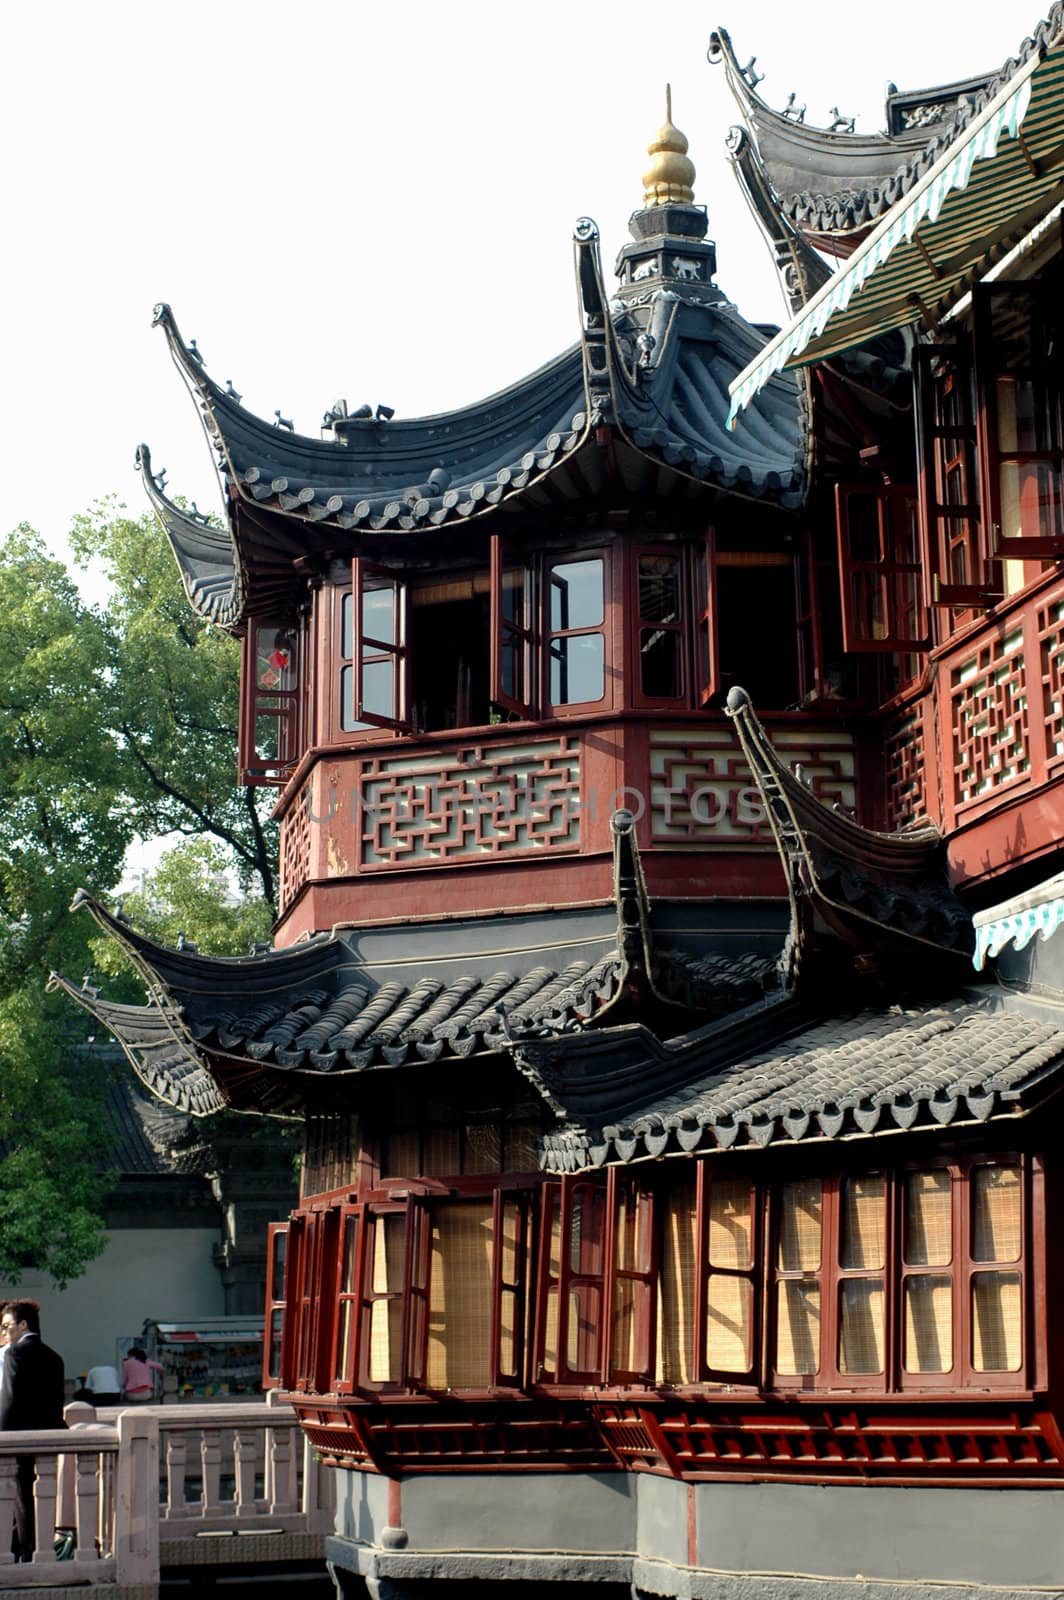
[778,1179,822,1271]
[709,1179,752,1269]
[707,1274,752,1371]
[838,1280,885,1373]
[904,1273,953,1372]
[776,1281,821,1375]
[840,1175,886,1270]
[972,1271,1022,1371]
[972,1165,1021,1261]
[368,1214,406,1384]
[427,1201,494,1389]
[657,1186,697,1384]
[905,1169,952,1265]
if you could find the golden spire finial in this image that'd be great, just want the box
[642,84,696,206]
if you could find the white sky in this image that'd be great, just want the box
[3,2,1029,577]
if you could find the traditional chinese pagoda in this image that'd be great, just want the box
[57,13,1064,1596]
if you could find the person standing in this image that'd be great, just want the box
[0,1300,66,1561]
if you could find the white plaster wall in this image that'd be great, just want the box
[1,1226,224,1379]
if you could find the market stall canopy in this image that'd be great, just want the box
[727,9,1064,425]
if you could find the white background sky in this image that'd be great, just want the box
[2,3,1030,576]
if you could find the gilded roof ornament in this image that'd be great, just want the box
[642,85,696,206]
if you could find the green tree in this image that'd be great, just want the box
[0,508,279,1286]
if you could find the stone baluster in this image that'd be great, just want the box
[234,1427,263,1517]
[201,1428,223,1516]
[164,1430,187,1518]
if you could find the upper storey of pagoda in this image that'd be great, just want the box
[141,95,806,638]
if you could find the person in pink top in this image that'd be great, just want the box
[121,1347,163,1403]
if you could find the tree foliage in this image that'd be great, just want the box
[0,507,277,1287]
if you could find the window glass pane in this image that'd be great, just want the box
[567,1284,602,1373]
[268,1307,284,1382]
[838,1280,884,1374]
[340,663,360,732]
[640,628,682,697]
[903,1275,953,1372]
[499,1199,521,1286]
[369,1299,403,1384]
[971,1165,1021,1262]
[498,1287,518,1378]
[657,1185,696,1385]
[501,640,522,702]
[550,633,604,705]
[427,1201,493,1389]
[271,1229,287,1292]
[707,1275,752,1372]
[341,592,353,660]
[905,1170,952,1266]
[971,1271,1022,1372]
[256,625,297,691]
[611,1276,651,1373]
[570,1186,605,1274]
[361,657,395,720]
[363,582,396,644]
[254,711,282,761]
[708,1179,752,1270]
[340,1218,359,1293]
[778,1179,822,1271]
[615,1187,651,1273]
[999,462,1063,544]
[638,556,680,623]
[550,559,604,630]
[335,1301,355,1387]
[775,1281,820,1375]
[502,566,526,625]
[840,1174,885,1270]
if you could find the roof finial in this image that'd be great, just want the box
[642,84,696,207]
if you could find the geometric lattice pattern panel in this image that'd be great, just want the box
[649,726,856,844]
[1039,594,1064,775]
[279,782,314,912]
[952,627,1029,807]
[884,706,927,831]
[359,737,581,869]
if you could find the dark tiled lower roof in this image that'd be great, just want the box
[542,997,1064,1171]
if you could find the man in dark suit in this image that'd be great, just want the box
[0,1300,66,1561]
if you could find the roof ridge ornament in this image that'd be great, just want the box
[642,85,696,207]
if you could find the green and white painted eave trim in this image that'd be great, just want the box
[728,36,1064,427]
[973,872,1064,971]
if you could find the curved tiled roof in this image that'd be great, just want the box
[538,995,1064,1170]
[144,222,806,622]
[711,10,1062,241]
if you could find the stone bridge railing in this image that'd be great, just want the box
[0,1397,333,1594]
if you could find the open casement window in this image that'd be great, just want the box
[360,1207,410,1390]
[332,1207,364,1396]
[263,1222,290,1390]
[773,1177,825,1384]
[835,484,929,653]
[546,554,607,711]
[239,620,302,786]
[490,536,536,719]
[343,560,410,731]
[491,1190,534,1388]
[631,548,685,705]
[657,1167,758,1386]
[692,532,720,706]
[975,282,1064,561]
[535,1177,607,1383]
[915,342,1001,608]
[606,1171,656,1382]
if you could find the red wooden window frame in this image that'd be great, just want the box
[605,1168,657,1383]
[835,483,929,653]
[491,1188,535,1389]
[350,558,410,731]
[915,342,1002,609]
[697,1163,760,1385]
[239,618,304,786]
[332,1205,364,1396]
[534,1176,609,1385]
[692,531,720,706]
[974,281,1064,561]
[628,545,687,708]
[545,551,610,714]
[263,1221,291,1391]
[358,1203,411,1393]
[767,1159,1028,1395]
[490,535,537,719]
